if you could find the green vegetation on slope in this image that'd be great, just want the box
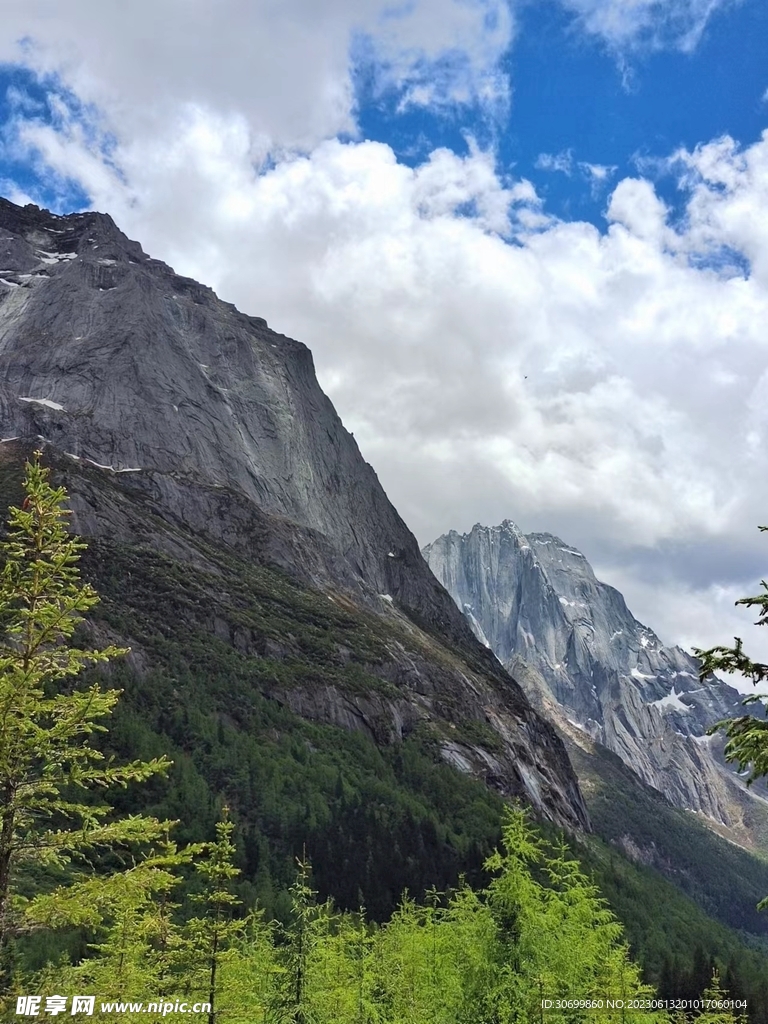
[3,449,768,1020]
[74,537,768,1017]
[566,737,768,938]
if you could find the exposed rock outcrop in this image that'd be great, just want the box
[424,521,764,830]
[0,198,588,831]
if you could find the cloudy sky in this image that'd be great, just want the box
[1,0,768,684]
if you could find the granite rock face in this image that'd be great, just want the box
[423,521,763,827]
[0,198,588,831]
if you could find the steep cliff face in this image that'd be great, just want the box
[0,197,587,831]
[423,521,764,830]
[0,198,427,604]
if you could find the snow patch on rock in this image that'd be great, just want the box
[650,687,692,713]
[19,397,65,411]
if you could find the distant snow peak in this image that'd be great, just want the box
[18,397,65,412]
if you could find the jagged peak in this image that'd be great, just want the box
[0,195,148,269]
[424,518,763,835]
[460,519,526,539]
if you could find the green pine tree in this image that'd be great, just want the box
[693,525,768,792]
[26,836,197,1022]
[283,855,316,1024]
[484,808,660,1024]
[176,809,245,1023]
[697,970,746,1024]
[0,451,172,995]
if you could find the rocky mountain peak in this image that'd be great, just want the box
[424,521,762,830]
[0,197,589,831]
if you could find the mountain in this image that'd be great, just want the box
[5,199,768,1003]
[0,197,588,859]
[423,521,768,841]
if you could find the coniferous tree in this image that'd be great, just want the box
[0,452,171,997]
[698,970,746,1024]
[694,525,768,792]
[177,810,245,1023]
[484,808,659,1024]
[350,906,378,1024]
[26,837,196,1022]
[282,856,316,1024]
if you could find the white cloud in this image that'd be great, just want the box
[579,160,617,196]
[581,162,612,180]
[0,178,34,206]
[0,0,514,155]
[670,133,768,283]
[555,0,739,54]
[365,0,515,115]
[606,177,673,244]
[535,149,574,174]
[2,7,768,665]
[535,153,617,198]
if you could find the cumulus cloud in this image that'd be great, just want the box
[0,0,514,153]
[536,152,617,197]
[1,4,768,665]
[670,133,768,283]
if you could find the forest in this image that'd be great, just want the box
[0,454,762,1023]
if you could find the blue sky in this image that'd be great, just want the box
[3,0,766,227]
[1,0,768,665]
[353,0,768,227]
[0,66,93,210]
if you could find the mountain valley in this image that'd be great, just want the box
[2,197,768,1007]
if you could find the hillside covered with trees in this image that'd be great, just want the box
[0,453,765,1023]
